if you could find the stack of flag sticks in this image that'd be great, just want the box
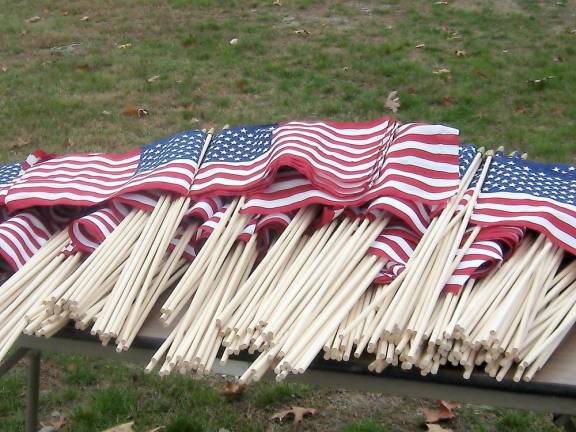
[1,117,576,388]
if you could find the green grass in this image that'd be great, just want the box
[0,0,574,162]
[0,0,573,430]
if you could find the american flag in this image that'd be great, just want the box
[471,152,576,255]
[368,222,420,284]
[190,118,397,197]
[0,210,54,270]
[0,161,23,205]
[5,131,206,211]
[363,123,461,205]
[68,202,129,254]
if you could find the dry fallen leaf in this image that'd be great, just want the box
[122,104,149,118]
[527,75,557,86]
[146,428,164,432]
[9,136,31,150]
[421,400,459,423]
[421,407,454,423]
[515,106,528,113]
[385,91,400,113]
[442,96,454,106]
[434,1,448,4]
[27,15,41,23]
[77,63,92,71]
[455,49,466,57]
[1,65,7,73]
[271,406,317,424]
[427,424,454,432]
[117,43,132,49]
[438,400,460,412]
[415,43,426,48]
[80,16,90,21]
[294,29,311,36]
[219,381,246,399]
[229,38,239,45]
[147,75,160,83]
[553,55,565,62]
[102,422,134,432]
[433,68,451,75]
[102,110,112,116]
[235,79,247,91]
[273,0,282,5]
[64,137,76,148]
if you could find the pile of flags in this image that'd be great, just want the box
[0,116,575,385]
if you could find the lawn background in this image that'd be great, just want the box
[1,0,575,430]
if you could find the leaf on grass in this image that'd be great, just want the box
[294,29,311,36]
[26,16,41,23]
[442,96,454,106]
[117,43,132,49]
[102,422,134,432]
[421,400,459,423]
[273,0,282,5]
[80,16,90,21]
[427,424,454,432]
[454,50,466,57]
[385,91,400,113]
[147,75,160,83]
[219,381,246,399]
[415,43,425,48]
[235,79,247,91]
[1,65,7,73]
[64,137,76,148]
[229,38,239,45]
[433,68,451,75]
[434,1,448,4]
[146,428,164,432]
[9,136,31,150]
[515,106,528,113]
[122,104,149,118]
[271,406,317,424]
[77,63,92,71]
[527,75,557,86]
[553,55,565,62]
[438,400,460,412]
[50,411,66,430]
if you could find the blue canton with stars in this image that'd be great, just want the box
[459,144,478,179]
[0,161,22,186]
[203,124,277,163]
[136,130,207,174]
[482,153,576,205]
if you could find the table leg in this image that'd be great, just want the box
[554,414,576,432]
[26,350,41,432]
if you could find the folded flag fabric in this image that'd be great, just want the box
[0,209,54,270]
[364,123,461,205]
[443,225,526,293]
[5,130,206,211]
[68,202,130,254]
[191,118,397,198]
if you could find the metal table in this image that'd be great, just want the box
[3,312,576,432]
